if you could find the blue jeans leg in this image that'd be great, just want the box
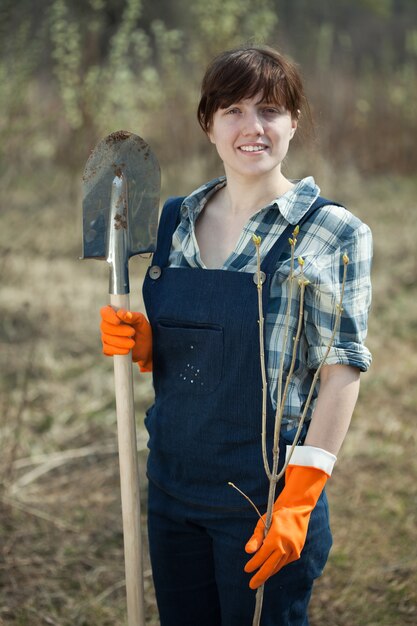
[147,481,332,626]
[147,483,222,626]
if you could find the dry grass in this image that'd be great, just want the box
[0,166,416,625]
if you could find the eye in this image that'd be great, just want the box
[224,106,241,115]
[262,106,282,115]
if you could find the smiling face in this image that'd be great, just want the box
[208,95,298,180]
[197,46,308,183]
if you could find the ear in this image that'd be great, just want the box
[289,115,298,139]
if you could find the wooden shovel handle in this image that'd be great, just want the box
[110,293,145,626]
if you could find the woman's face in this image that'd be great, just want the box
[208,94,297,181]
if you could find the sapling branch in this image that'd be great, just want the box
[284,252,349,470]
[252,234,272,480]
[251,246,350,626]
[227,231,350,626]
[264,228,301,530]
[228,482,266,526]
[274,226,299,453]
[278,260,308,428]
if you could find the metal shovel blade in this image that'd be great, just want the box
[82,130,160,261]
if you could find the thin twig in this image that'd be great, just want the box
[12,442,120,470]
[228,483,266,526]
[94,579,127,604]
[1,494,79,532]
[280,256,349,479]
[278,273,307,418]
[273,228,299,455]
[266,232,300,525]
[9,443,119,492]
[253,235,272,480]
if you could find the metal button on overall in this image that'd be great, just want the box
[149,265,162,280]
[253,270,266,284]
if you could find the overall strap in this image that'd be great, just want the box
[310,196,343,212]
[261,196,343,274]
[152,196,185,267]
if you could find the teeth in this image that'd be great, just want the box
[240,145,266,152]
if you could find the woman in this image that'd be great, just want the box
[100,45,372,625]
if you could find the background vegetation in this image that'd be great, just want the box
[0,0,416,624]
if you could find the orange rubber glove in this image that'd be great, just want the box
[244,449,334,590]
[100,305,153,372]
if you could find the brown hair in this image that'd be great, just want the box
[197,44,310,133]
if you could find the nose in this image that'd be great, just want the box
[242,111,264,136]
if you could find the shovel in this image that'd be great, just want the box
[81,130,160,625]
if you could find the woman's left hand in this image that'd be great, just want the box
[244,463,330,589]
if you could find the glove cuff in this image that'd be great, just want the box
[285,445,337,476]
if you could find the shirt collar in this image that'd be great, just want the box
[181,177,226,224]
[181,175,320,225]
[274,177,321,225]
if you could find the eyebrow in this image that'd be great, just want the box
[221,99,285,107]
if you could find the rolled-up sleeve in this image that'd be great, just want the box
[304,222,373,372]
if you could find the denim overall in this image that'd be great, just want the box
[142,196,335,626]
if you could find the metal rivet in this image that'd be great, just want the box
[253,271,266,285]
[149,265,161,280]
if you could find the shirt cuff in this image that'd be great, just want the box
[307,344,372,373]
[286,445,337,476]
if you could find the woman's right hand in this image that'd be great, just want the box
[100,305,153,372]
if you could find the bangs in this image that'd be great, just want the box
[215,54,295,111]
[198,46,303,132]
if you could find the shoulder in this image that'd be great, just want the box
[161,196,186,214]
[162,176,227,219]
[163,196,186,208]
[304,201,372,252]
[281,178,371,245]
[180,176,226,208]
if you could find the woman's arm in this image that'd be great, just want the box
[305,363,360,456]
[245,362,361,588]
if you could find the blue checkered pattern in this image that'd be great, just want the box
[168,176,372,429]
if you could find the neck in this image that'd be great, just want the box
[221,169,294,215]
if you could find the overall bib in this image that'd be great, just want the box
[142,196,333,625]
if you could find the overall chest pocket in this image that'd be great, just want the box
[154,319,224,396]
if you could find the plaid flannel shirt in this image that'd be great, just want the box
[168,176,372,429]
